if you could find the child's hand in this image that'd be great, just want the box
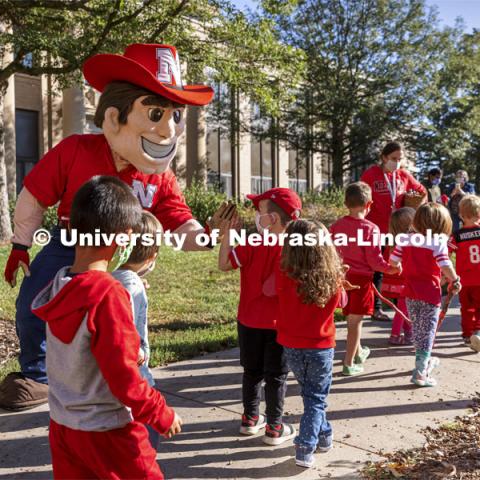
[448,278,462,295]
[341,264,360,291]
[137,349,146,366]
[164,412,183,438]
[387,264,402,276]
[343,279,360,291]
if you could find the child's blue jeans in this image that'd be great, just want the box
[285,347,334,451]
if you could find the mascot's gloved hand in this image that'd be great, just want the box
[4,244,30,288]
[206,201,237,238]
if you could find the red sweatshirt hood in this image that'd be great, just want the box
[32,268,119,343]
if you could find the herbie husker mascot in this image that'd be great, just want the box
[1,44,234,410]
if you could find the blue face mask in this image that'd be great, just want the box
[431,178,441,186]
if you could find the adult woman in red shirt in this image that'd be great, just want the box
[360,142,426,321]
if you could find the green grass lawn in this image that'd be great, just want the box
[0,244,240,381]
[0,243,346,383]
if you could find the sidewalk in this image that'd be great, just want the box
[1,305,479,480]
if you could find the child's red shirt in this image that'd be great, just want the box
[229,243,282,330]
[330,215,391,277]
[275,267,340,349]
[390,234,452,306]
[448,225,480,287]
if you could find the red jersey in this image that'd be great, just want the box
[229,243,282,330]
[361,165,426,234]
[390,234,452,306]
[448,225,480,287]
[275,267,340,349]
[330,215,391,277]
[24,134,193,232]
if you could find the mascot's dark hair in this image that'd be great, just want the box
[94,81,183,128]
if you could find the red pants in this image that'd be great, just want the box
[459,285,480,337]
[49,419,163,479]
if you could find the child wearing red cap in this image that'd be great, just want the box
[218,188,301,445]
[330,182,399,376]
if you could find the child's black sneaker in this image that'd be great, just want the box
[239,414,266,435]
[262,423,296,446]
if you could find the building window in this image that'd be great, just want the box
[15,109,39,193]
[288,149,307,194]
[251,138,273,194]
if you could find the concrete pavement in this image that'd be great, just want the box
[1,305,479,480]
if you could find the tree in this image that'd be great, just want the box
[267,0,454,186]
[0,0,303,242]
[415,30,480,190]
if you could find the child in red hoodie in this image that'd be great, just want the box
[275,219,345,469]
[330,182,399,376]
[32,176,181,479]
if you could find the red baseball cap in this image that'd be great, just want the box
[247,188,302,220]
[83,44,214,106]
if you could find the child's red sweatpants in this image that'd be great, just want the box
[459,285,480,337]
[49,419,163,479]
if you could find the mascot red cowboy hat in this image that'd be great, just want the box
[0,44,234,410]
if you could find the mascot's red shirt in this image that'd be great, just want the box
[24,134,193,232]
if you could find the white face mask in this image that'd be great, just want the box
[255,212,273,234]
[137,260,156,278]
[385,160,400,172]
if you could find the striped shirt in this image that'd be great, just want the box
[390,234,452,306]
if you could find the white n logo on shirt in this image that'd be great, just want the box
[132,180,157,209]
[156,47,182,86]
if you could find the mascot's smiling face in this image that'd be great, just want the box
[102,90,185,174]
[84,44,214,174]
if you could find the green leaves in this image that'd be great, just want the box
[0,0,304,115]
[270,0,456,185]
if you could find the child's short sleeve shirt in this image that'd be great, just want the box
[229,242,282,330]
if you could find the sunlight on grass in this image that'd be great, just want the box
[0,244,240,376]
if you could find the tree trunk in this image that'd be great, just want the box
[476,149,480,194]
[0,89,14,244]
[331,129,345,187]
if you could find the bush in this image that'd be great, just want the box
[183,181,227,225]
[301,186,347,228]
[301,186,345,209]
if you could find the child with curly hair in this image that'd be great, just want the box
[275,219,345,468]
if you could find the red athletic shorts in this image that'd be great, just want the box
[49,419,163,479]
[343,273,374,316]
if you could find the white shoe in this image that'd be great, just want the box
[470,333,480,353]
[239,414,266,435]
